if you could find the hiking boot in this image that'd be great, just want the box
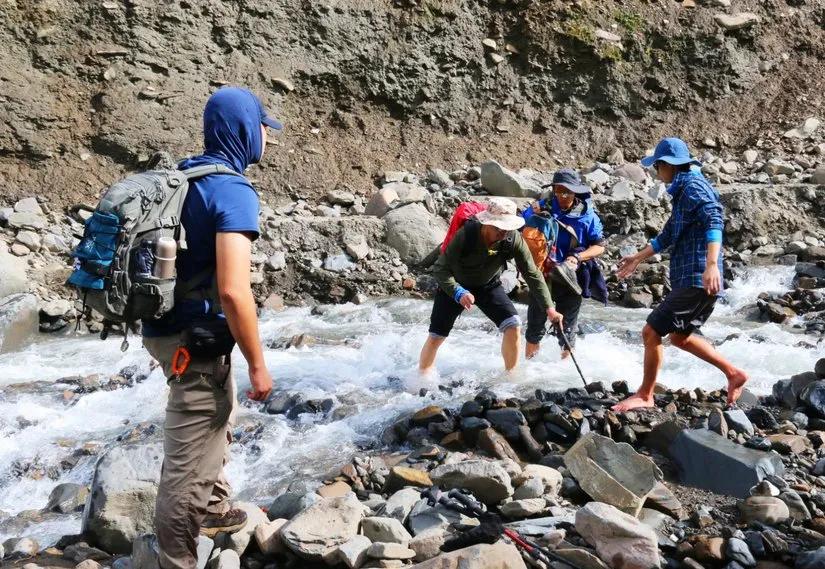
[200,508,248,537]
[551,262,582,295]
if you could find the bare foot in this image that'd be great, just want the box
[726,368,749,406]
[611,393,655,413]
[561,348,571,360]
[525,342,540,360]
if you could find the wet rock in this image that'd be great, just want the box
[747,407,779,430]
[575,502,660,569]
[429,460,513,505]
[668,429,784,498]
[409,541,526,568]
[564,433,660,516]
[267,481,321,520]
[709,408,728,437]
[82,441,163,554]
[816,358,825,379]
[213,502,268,556]
[480,160,541,198]
[739,497,790,525]
[383,466,432,494]
[411,406,449,426]
[2,537,39,559]
[362,517,412,545]
[384,203,447,265]
[774,372,819,408]
[485,408,527,441]
[253,519,287,556]
[46,483,89,514]
[280,495,367,561]
[799,381,825,418]
[63,542,110,563]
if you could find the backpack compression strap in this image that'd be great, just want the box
[181,164,245,180]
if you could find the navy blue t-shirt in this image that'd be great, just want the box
[142,166,259,337]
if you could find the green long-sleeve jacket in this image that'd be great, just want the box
[433,225,554,309]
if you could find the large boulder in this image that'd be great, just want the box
[279,495,367,561]
[0,245,28,298]
[0,293,38,354]
[83,442,163,554]
[564,433,661,516]
[408,542,527,569]
[799,381,825,418]
[668,429,784,498]
[772,372,819,408]
[575,502,660,569]
[429,460,513,505]
[384,203,447,265]
[480,160,541,198]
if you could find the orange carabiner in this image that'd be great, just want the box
[171,346,191,380]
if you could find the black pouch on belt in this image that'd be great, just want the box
[182,317,236,358]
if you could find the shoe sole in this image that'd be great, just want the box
[199,520,247,538]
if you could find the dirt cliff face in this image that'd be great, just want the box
[1,0,823,208]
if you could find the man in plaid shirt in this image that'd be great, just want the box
[613,138,748,412]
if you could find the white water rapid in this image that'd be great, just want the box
[0,265,819,546]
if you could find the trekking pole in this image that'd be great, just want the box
[421,487,583,569]
[555,323,588,388]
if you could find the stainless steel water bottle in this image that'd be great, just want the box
[153,236,177,279]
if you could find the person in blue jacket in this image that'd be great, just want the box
[142,87,279,569]
[613,138,748,412]
[523,168,607,360]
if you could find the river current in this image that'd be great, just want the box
[0,265,819,545]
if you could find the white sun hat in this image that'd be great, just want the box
[476,197,525,231]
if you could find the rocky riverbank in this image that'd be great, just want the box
[5,358,825,568]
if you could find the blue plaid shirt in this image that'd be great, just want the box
[650,170,724,291]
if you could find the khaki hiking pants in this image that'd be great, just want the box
[143,334,237,569]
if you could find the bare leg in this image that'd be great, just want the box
[525,341,540,360]
[670,332,748,405]
[502,327,520,371]
[612,324,662,412]
[419,335,446,374]
[560,348,571,360]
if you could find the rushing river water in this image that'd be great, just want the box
[0,265,820,546]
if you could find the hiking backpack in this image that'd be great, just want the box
[441,201,488,253]
[67,164,242,349]
[522,211,560,274]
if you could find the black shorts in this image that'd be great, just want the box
[428,281,520,338]
[647,287,717,337]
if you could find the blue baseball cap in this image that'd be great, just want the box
[640,137,701,168]
[250,90,283,130]
[542,168,590,194]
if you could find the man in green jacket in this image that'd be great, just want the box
[419,197,563,374]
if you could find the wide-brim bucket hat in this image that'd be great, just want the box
[641,137,702,168]
[476,197,525,231]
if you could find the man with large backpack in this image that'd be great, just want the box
[139,87,278,569]
[419,197,563,374]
